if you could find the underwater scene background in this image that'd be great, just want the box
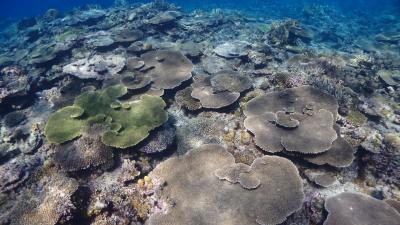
[0,0,400,225]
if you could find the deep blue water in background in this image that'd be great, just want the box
[0,0,399,21]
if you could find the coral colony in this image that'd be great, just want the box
[0,0,400,225]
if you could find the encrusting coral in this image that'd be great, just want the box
[45,85,168,148]
[147,144,304,225]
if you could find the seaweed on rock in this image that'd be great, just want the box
[45,85,168,148]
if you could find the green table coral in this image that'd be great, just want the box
[45,85,168,148]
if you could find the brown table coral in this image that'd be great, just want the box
[147,144,304,225]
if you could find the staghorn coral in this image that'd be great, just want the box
[307,75,355,108]
[147,144,304,225]
[324,192,400,225]
[45,85,168,148]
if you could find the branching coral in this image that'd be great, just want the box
[45,85,168,148]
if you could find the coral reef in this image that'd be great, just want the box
[0,1,399,224]
[244,86,339,154]
[53,132,114,172]
[147,144,304,225]
[324,192,400,225]
[45,85,168,148]
[140,50,193,90]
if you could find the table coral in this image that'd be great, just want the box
[45,85,168,148]
[147,144,304,225]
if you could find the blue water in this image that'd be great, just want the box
[1,0,399,20]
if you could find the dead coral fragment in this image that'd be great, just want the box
[324,192,400,225]
[148,144,304,225]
